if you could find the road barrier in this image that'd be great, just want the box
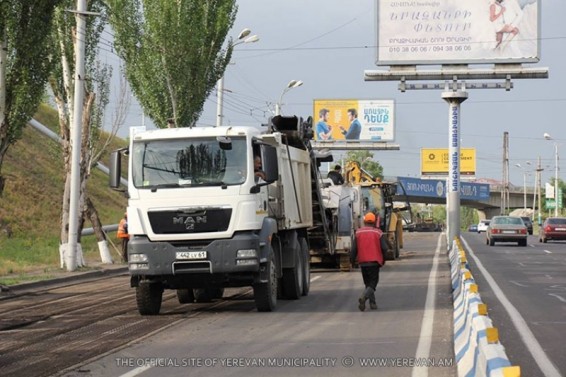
[450,238,520,377]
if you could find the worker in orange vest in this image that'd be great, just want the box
[117,212,129,262]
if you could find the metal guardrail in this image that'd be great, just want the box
[450,238,520,377]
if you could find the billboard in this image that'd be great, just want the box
[397,176,490,201]
[421,148,476,176]
[313,99,395,142]
[376,0,540,65]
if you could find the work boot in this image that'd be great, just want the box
[358,294,366,311]
[369,290,377,310]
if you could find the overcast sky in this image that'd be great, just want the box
[117,0,565,188]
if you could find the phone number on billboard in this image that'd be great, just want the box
[389,45,471,53]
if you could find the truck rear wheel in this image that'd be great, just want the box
[176,289,194,304]
[300,238,310,296]
[136,281,163,315]
[282,245,303,300]
[254,251,277,312]
[194,288,224,302]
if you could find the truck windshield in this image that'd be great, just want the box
[132,137,247,188]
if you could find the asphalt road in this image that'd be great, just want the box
[461,232,566,377]
[58,233,456,377]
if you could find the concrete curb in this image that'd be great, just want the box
[0,266,128,296]
[449,238,520,377]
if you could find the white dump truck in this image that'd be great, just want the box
[109,116,334,314]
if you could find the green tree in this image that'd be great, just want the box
[0,0,62,195]
[345,151,384,179]
[106,0,238,128]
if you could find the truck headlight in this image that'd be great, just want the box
[129,263,149,270]
[130,254,148,263]
[237,249,257,258]
[236,259,258,266]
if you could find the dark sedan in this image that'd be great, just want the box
[486,216,528,246]
[539,217,566,243]
[521,216,534,235]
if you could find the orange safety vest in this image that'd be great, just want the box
[117,218,129,239]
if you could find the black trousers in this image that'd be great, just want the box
[360,263,380,291]
[121,238,129,262]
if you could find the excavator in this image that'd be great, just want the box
[344,161,411,260]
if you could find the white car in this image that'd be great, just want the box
[477,220,491,233]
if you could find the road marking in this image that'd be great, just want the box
[510,280,529,287]
[548,293,566,303]
[461,237,562,377]
[310,275,321,282]
[544,250,552,254]
[411,233,441,377]
[120,364,152,377]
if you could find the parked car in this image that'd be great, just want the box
[477,220,490,233]
[539,217,566,243]
[486,216,528,246]
[520,217,534,235]
[468,224,478,232]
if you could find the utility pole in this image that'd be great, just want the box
[536,156,543,225]
[501,132,509,215]
[65,0,88,271]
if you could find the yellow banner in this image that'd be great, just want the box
[421,148,476,176]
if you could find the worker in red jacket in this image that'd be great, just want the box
[351,212,388,311]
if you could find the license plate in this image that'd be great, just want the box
[502,230,516,234]
[176,251,207,260]
[556,228,566,231]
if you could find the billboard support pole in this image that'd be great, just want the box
[442,84,468,249]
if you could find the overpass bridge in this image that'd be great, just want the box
[392,177,535,219]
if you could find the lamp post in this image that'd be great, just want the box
[544,133,559,217]
[514,162,531,211]
[216,29,259,127]
[275,80,303,115]
[361,156,372,170]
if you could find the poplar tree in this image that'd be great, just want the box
[106,0,237,128]
[0,0,61,194]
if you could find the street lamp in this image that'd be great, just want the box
[275,80,303,115]
[216,29,259,127]
[514,162,531,211]
[544,133,559,217]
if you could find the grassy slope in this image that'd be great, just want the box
[0,104,128,277]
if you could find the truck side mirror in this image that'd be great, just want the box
[262,145,278,183]
[109,150,122,189]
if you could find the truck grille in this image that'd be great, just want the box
[148,208,232,234]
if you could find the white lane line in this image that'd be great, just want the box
[510,281,529,287]
[411,233,442,377]
[548,293,566,303]
[544,250,552,254]
[120,364,152,377]
[310,275,321,282]
[460,237,562,377]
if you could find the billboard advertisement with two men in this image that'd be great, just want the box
[313,99,395,142]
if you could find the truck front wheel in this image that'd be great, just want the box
[176,289,194,304]
[136,281,163,315]
[254,251,278,312]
